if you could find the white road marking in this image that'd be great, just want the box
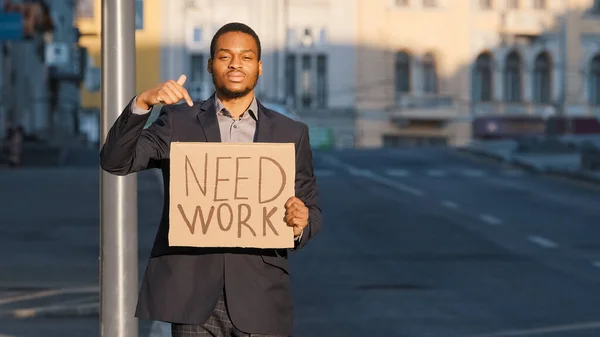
[462,169,486,177]
[427,169,446,177]
[479,214,502,225]
[348,167,373,177]
[386,169,410,177]
[501,170,525,177]
[323,155,424,197]
[528,235,558,249]
[469,320,600,336]
[314,169,335,177]
[442,200,459,209]
[0,286,97,305]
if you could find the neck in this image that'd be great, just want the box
[216,91,255,119]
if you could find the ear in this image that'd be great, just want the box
[207,58,213,73]
[258,60,263,76]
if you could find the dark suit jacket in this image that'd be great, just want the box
[99,94,322,335]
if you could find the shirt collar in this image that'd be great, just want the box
[215,95,258,121]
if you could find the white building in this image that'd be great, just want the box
[159,0,357,115]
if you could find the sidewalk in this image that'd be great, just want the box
[460,136,600,184]
[0,166,163,337]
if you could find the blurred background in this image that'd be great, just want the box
[1,0,600,336]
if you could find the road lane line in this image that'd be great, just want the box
[323,155,424,197]
[0,286,97,305]
[348,167,373,177]
[427,169,446,177]
[479,214,502,225]
[528,235,558,249]
[501,170,525,177]
[386,169,409,177]
[462,169,485,177]
[314,169,335,177]
[469,320,600,336]
[442,200,459,209]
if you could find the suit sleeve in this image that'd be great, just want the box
[100,96,172,175]
[293,124,322,250]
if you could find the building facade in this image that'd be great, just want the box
[159,0,358,148]
[355,0,600,148]
[74,0,600,148]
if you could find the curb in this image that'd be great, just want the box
[460,146,600,185]
[544,167,600,185]
[457,146,508,162]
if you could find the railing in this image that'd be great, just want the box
[395,93,455,109]
[471,102,556,117]
[499,10,557,36]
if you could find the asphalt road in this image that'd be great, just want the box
[2,147,600,337]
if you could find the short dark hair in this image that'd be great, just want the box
[210,22,262,60]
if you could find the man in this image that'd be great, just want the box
[100,22,322,337]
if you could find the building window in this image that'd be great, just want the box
[395,51,411,96]
[189,54,205,99]
[316,54,327,108]
[422,0,437,7]
[193,27,203,43]
[591,0,600,14]
[135,0,143,30]
[503,51,522,102]
[507,0,519,9]
[589,54,600,105]
[76,0,94,19]
[422,53,437,94]
[533,52,551,103]
[301,54,312,108]
[480,0,492,9]
[533,0,546,9]
[285,54,296,106]
[472,52,493,102]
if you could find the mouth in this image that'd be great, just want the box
[226,71,245,83]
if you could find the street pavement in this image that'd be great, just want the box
[2,147,600,336]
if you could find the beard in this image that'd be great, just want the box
[212,69,259,99]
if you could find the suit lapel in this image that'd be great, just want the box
[254,100,276,143]
[196,94,221,142]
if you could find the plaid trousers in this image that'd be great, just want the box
[170,289,289,337]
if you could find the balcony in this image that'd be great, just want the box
[472,102,556,117]
[499,10,557,36]
[391,93,464,127]
[396,93,454,110]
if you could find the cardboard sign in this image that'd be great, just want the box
[169,142,296,249]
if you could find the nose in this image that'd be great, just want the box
[228,55,242,69]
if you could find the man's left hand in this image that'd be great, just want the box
[284,196,309,237]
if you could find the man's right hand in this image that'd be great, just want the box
[136,74,193,110]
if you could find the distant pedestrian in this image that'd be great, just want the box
[7,125,23,168]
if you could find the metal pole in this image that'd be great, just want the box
[559,0,568,133]
[100,0,138,337]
